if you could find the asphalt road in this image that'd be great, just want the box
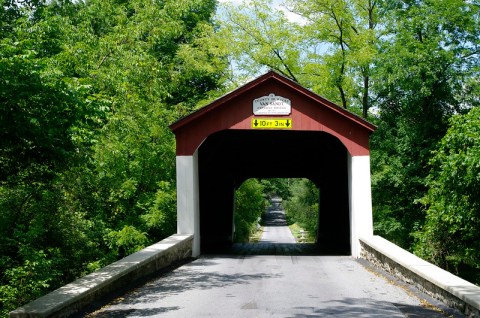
[259,198,296,244]
[84,200,463,317]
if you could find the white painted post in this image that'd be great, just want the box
[348,155,374,258]
[176,151,200,257]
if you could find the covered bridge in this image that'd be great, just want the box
[170,71,376,257]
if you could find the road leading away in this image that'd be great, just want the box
[83,199,463,318]
[260,197,296,244]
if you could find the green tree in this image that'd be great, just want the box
[284,179,319,235]
[259,178,292,200]
[217,0,305,84]
[234,179,267,243]
[370,0,479,249]
[217,0,380,117]
[287,0,379,115]
[414,107,480,284]
[0,4,108,314]
[59,0,225,258]
[0,0,226,315]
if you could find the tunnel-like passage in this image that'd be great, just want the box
[198,129,350,254]
[170,71,375,257]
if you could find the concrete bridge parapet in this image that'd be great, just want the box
[360,235,480,318]
[9,234,193,318]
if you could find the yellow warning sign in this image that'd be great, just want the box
[251,118,292,129]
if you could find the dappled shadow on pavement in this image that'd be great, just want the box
[83,257,283,317]
[230,242,320,255]
[85,307,180,318]
[263,209,288,226]
[123,260,282,306]
[287,297,457,318]
[263,197,289,226]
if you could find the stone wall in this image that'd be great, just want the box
[360,236,480,318]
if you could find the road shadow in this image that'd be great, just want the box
[287,297,463,318]
[229,242,321,255]
[84,307,180,318]
[262,196,290,226]
[80,257,283,317]
[262,208,289,226]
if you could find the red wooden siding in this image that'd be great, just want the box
[170,71,375,157]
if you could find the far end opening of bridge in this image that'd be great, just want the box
[170,71,376,257]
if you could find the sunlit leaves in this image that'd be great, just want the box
[106,225,149,257]
[0,0,225,314]
[217,0,380,116]
[284,179,319,234]
[415,107,480,281]
[377,0,479,111]
[0,36,102,182]
[141,182,177,233]
[217,0,305,83]
[234,179,266,242]
[370,0,479,255]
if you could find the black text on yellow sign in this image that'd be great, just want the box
[251,118,292,129]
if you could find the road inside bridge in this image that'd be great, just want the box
[85,200,461,317]
[259,197,296,244]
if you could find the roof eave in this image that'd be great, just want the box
[169,70,376,134]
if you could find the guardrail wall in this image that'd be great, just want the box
[360,235,480,318]
[10,234,193,318]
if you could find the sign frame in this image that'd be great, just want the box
[251,118,293,129]
[253,93,291,116]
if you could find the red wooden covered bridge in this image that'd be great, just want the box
[170,71,376,257]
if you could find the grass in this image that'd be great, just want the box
[249,226,264,243]
[289,223,316,243]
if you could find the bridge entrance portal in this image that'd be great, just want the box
[170,71,376,257]
[199,130,349,254]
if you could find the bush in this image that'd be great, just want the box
[284,179,319,236]
[414,107,480,284]
[233,179,266,242]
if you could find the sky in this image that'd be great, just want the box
[216,0,307,25]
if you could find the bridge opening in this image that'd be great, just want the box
[198,129,350,255]
[233,178,319,245]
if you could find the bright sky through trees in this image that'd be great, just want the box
[216,0,306,25]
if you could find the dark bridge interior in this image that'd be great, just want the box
[198,129,350,255]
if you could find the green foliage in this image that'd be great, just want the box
[216,0,305,83]
[0,0,225,315]
[284,179,319,235]
[106,225,149,258]
[370,0,479,250]
[217,0,380,117]
[259,178,292,200]
[287,0,379,114]
[141,181,177,238]
[0,180,105,316]
[0,40,103,182]
[0,249,59,317]
[289,223,315,243]
[414,107,480,284]
[234,179,267,243]
[0,7,109,314]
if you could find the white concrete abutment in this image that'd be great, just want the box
[176,153,200,257]
[348,155,374,257]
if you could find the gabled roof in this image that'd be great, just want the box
[170,70,376,133]
[170,70,376,157]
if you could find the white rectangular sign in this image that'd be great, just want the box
[253,93,291,115]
